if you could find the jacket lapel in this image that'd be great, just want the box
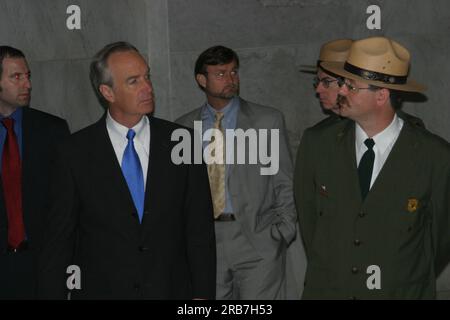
[21,107,37,233]
[142,116,171,227]
[364,121,421,205]
[144,117,160,212]
[89,116,141,228]
[333,120,363,205]
[228,99,252,179]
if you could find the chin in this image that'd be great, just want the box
[138,102,154,113]
[144,106,154,115]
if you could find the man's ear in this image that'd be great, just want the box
[99,84,115,103]
[376,88,390,106]
[196,73,207,89]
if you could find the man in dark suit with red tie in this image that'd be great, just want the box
[0,46,70,299]
[38,42,216,299]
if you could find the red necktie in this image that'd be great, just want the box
[1,118,25,249]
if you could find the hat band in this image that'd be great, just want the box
[344,62,407,85]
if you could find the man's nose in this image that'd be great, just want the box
[338,83,349,96]
[315,82,326,93]
[23,78,32,90]
[143,78,153,93]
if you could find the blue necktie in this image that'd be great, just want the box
[122,129,145,223]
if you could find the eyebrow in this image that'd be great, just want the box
[126,75,138,81]
[125,68,150,82]
[210,66,238,71]
[10,71,30,75]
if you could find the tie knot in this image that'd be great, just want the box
[364,138,375,150]
[215,112,224,123]
[126,129,136,141]
[2,118,14,131]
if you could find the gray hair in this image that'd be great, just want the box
[90,41,139,108]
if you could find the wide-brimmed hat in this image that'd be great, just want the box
[321,37,426,92]
[300,39,353,73]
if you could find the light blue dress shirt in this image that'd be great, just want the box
[201,97,239,214]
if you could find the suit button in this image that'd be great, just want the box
[354,239,361,246]
[407,226,413,232]
[351,267,359,274]
[358,211,365,218]
[139,246,149,252]
[319,211,323,216]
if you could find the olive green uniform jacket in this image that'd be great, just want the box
[294,114,450,299]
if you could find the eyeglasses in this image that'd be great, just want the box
[205,70,239,80]
[339,80,373,93]
[313,77,339,89]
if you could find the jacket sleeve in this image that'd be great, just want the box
[38,143,78,299]
[432,152,450,275]
[294,129,318,257]
[267,112,298,246]
[184,136,216,299]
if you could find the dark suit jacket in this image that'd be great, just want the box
[294,116,450,299]
[0,107,69,299]
[38,114,216,300]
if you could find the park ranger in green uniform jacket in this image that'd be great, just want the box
[294,36,450,299]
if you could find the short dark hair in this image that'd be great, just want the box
[90,41,139,108]
[387,89,403,110]
[194,45,239,76]
[368,85,402,110]
[0,46,26,78]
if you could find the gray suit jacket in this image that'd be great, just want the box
[176,98,297,258]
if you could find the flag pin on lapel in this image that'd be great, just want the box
[319,184,328,196]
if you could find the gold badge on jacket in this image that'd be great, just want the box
[407,198,419,213]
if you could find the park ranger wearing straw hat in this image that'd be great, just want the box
[306,38,424,129]
[295,36,450,299]
[313,39,352,124]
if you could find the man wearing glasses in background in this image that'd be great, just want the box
[295,36,450,299]
[311,39,352,127]
[177,45,298,299]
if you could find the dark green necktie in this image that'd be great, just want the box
[358,138,375,200]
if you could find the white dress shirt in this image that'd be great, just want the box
[355,113,404,189]
[106,111,150,188]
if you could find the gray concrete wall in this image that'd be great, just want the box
[0,0,148,131]
[1,0,450,298]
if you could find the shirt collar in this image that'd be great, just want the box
[106,110,148,145]
[202,97,238,121]
[0,107,23,123]
[355,113,402,154]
